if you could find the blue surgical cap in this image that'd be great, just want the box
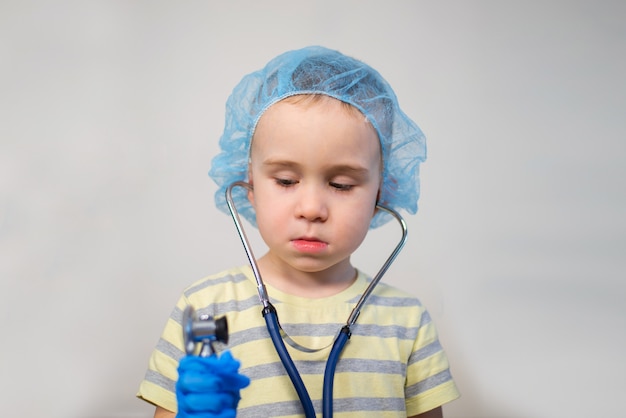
[209,46,427,228]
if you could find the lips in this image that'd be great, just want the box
[291,237,328,253]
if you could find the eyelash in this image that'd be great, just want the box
[275,178,297,187]
[329,182,353,191]
[274,178,354,191]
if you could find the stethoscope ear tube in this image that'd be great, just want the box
[226,181,272,309]
[346,204,407,327]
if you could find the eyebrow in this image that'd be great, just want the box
[261,159,299,169]
[261,159,371,176]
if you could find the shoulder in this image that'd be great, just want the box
[184,265,251,294]
[367,279,424,309]
[179,266,258,311]
[355,277,430,329]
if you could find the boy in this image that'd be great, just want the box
[138,46,460,417]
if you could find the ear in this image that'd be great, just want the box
[247,172,255,206]
[371,188,381,218]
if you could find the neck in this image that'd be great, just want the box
[257,255,357,298]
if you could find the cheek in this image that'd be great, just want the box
[343,199,376,235]
[341,216,372,253]
[247,179,271,210]
[248,184,282,227]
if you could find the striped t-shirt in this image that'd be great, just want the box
[138,266,460,416]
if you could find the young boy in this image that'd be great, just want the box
[138,46,460,417]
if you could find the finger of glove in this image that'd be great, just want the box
[217,351,237,364]
[214,351,242,373]
[179,355,220,372]
[177,372,221,392]
[220,372,251,390]
[179,354,240,377]
[180,354,250,386]
[178,365,249,391]
[177,391,236,412]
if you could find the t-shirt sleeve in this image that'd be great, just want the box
[404,308,460,416]
[137,294,190,413]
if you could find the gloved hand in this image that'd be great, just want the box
[176,351,251,418]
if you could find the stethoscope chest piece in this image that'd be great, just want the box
[182,306,229,357]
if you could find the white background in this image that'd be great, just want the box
[1,1,624,417]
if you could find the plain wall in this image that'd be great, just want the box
[1,1,624,417]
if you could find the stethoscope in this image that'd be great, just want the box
[227,181,409,417]
[182,181,408,417]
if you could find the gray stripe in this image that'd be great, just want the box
[418,309,432,328]
[272,321,422,341]
[241,361,287,380]
[229,325,270,346]
[184,271,249,297]
[238,399,308,417]
[335,358,405,375]
[299,358,404,375]
[144,369,176,393]
[170,305,183,325]
[197,295,260,318]
[238,397,406,417]
[277,322,343,338]
[170,295,261,326]
[243,358,405,380]
[167,313,427,349]
[405,369,453,398]
[349,293,423,308]
[334,396,406,413]
[155,337,184,361]
[408,340,443,366]
[352,323,419,340]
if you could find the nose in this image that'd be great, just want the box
[295,184,328,222]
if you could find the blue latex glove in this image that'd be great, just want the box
[176,351,251,418]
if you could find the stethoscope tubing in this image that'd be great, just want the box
[264,306,317,417]
[322,326,350,417]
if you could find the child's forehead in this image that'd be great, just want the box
[263,95,367,123]
[281,94,363,113]
[251,96,381,167]
[252,96,376,146]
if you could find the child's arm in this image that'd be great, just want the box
[410,406,443,418]
[154,406,175,418]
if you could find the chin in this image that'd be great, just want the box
[289,257,349,275]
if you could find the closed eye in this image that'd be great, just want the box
[329,182,354,191]
[275,178,298,187]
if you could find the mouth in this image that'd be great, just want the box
[291,237,328,253]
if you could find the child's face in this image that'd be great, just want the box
[248,96,381,276]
